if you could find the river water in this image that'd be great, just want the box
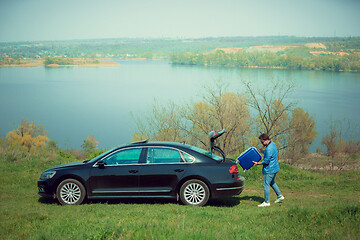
[0,60,359,151]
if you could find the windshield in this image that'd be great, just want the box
[88,148,116,163]
[189,146,223,161]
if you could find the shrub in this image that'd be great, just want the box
[6,119,49,153]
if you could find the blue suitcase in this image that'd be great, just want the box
[237,147,261,171]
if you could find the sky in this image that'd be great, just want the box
[0,0,359,42]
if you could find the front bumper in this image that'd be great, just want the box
[37,180,56,199]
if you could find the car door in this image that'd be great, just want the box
[138,147,192,197]
[89,147,143,197]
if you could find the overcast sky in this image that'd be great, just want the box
[0,0,359,42]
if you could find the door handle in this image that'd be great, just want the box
[129,170,138,174]
[174,169,184,172]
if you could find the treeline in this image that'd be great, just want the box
[325,38,360,52]
[1,36,358,61]
[44,56,74,66]
[170,50,360,72]
[0,57,23,65]
[0,113,359,171]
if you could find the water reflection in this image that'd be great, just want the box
[0,61,359,151]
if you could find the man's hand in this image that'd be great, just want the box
[253,161,262,166]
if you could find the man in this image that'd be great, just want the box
[253,133,284,207]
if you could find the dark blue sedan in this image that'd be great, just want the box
[38,140,244,206]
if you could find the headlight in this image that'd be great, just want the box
[40,171,56,180]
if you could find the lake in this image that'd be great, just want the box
[1,60,359,152]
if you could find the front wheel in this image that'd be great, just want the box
[56,179,86,205]
[179,179,210,206]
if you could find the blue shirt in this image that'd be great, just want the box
[262,141,279,174]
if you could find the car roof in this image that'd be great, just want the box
[94,141,223,163]
[127,141,195,149]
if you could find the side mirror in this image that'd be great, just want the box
[97,160,105,169]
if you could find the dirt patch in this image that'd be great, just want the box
[71,60,119,67]
[305,43,327,49]
[215,48,243,53]
[0,60,43,67]
[245,188,331,198]
[216,45,299,54]
[309,51,350,56]
[248,45,298,51]
[284,153,360,172]
[46,63,60,67]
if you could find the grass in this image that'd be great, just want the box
[0,153,359,239]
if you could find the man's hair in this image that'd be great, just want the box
[258,133,270,141]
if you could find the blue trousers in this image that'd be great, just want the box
[263,173,282,203]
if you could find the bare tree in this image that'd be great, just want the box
[183,88,250,154]
[132,82,251,155]
[243,79,317,159]
[321,120,360,171]
[243,79,296,149]
[131,100,186,143]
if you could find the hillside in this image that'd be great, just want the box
[0,149,359,239]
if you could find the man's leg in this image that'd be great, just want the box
[270,173,282,197]
[263,174,274,203]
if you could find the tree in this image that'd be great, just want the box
[81,136,99,156]
[321,127,338,158]
[244,79,316,157]
[6,119,49,153]
[141,51,153,59]
[321,120,360,156]
[132,100,185,143]
[243,79,295,145]
[285,108,317,159]
[321,120,360,170]
[184,87,250,154]
[132,83,251,155]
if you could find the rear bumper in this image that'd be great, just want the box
[211,176,244,198]
[213,185,244,198]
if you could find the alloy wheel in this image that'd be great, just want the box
[180,179,209,206]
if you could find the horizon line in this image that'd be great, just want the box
[1,35,359,44]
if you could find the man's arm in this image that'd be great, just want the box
[252,161,263,166]
[253,144,274,166]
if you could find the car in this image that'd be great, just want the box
[38,130,245,206]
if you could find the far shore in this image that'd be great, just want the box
[0,59,119,67]
[0,58,168,68]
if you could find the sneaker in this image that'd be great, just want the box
[258,202,270,207]
[274,196,285,203]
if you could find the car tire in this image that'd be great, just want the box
[180,179,210,206]
[56,179,86,205]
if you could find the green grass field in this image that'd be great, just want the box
[0,154,359,239]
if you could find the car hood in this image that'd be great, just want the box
[44,161,87,171]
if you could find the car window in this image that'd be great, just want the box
[180,151,196,163]
[102,148,142,165]
[188,145,223,161]
[146,148,182,164]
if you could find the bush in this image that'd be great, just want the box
[58,150,75,160]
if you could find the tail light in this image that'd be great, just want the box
[229,165,239,174]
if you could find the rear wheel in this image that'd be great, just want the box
[56,179,85,205]
[180,179,209,206]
